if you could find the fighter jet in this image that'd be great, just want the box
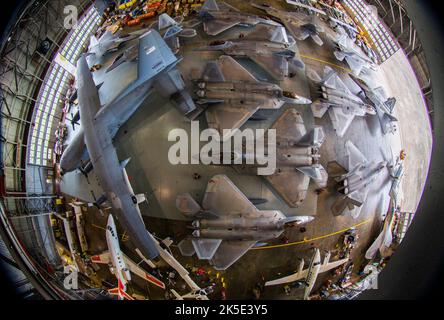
[61,30,198,261]
[90,215,165,300]
[107,15,196,71]
[232,109,327,207]
[307,66,376,137]
[88,30,137,58]
[330,140,387,218]
[61,30,196,174]
[332,32,377,76]
[265,248,348,300]
[198,0,281,36]
[350,76,398,134]
[252,3,325,46]
[193,55,311,140]
[176,174,314,270]
[285,0,359,35]
[198,24,305,80]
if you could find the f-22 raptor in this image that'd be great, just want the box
[61,30,196,261]
[176,175,314,270]
[199,24,304,80]
[199,0,281,36]
[193,55,311,140]
[252,3,325,46]
[330,140,387,218]
[307,66,376,137]
[232,109,328,207]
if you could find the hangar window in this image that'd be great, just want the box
[343,0,399,62]
[28,6,101,167]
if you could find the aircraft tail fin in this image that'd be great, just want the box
[202,0,219,12]
[176,193,202,217]
[136,30,178,86]
[384,97,396,113]
[89,35,98,50]
[158,13,177,30]
[108,287,134,300]
[298,126,325,147]
[334,50,346,61]
[311,100,329,118]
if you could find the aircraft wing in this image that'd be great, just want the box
[90,251,111,264]
[218,55,258,82]
[266,168,310,207]
[202,175,258,217]
[204,20,239,36]
[327,106,355,137]
[310,34,324,46]
[271,108,307,141]
[319,257,348,273]
[251,54,287,80]
[344,55,365,75]
[322,66,353,95]
[345,140,367,170]
[122,253,166,289]
[288,24,310,41]
[265,267,308,286]
[137,30,177,83]
[210,240,257,270]
[244,25,289,44]
[206,101,260,139]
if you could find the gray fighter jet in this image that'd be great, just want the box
[61,30,196,174]
[232,109,328,207]
[307,66,376,137]
[350,75,398,134]
[332,32,377,76]
[252,3,325,46]
[107,14,196,72]
[199,24,304,80]
[199,0,281,36]
[60,31,197,261]
[176,174,314,270]
[88,30,137,58]
[193,55,311,140]
[330,140,387,218]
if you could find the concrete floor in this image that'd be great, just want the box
[59,0,432,299]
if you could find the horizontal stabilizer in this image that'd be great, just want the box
[176,193,202,216]
[297,164,328,187]
[192,238,222,260]
[298,126,325,147]
[311,100,329,118]
[384,97,396,113]
[108,288,134,300]
[202,0,219,11]
[120,158,131,168]
[178,239,196,256]
[333,50,346,61]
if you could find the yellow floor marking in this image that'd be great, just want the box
[252,219,371,250]
[300,54,352,73]
[91,223,106,231]
[121,230,129,242]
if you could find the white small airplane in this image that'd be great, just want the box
[91,215,165,300]
[265,248,348,299]
[170,288,209,300]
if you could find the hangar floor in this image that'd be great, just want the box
[58,0,432,299]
